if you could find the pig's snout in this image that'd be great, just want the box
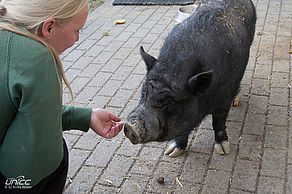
[124,122,142,144]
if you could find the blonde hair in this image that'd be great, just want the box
[0,0,88,97]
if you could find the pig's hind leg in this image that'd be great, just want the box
[164,134,189,157]
[212,110,230,155]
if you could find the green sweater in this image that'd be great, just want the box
[0,29,92,187]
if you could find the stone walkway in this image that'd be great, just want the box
[61,0,292,193]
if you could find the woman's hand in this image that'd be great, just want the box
[90,108,124,138]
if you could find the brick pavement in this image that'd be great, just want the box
[61,0,292,193]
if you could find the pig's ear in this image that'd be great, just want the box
[188,70,213,95]
[140,46,157,71]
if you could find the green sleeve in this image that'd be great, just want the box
[62,106,92,132]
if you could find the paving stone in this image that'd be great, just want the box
[70,76,91,95]
[226,121,242,145]
[287,165,292,194]
[254,64,271,79]
[92,51,114,64]
[63,133,81,151]
[131,146,164,176]
[227,102,247,122]
[189,129,214,155]
[161,149,187,164]
[124,23,142,33]
[250,78,270,96]
[248,95,268,115]
[273,58,290,73]
[74,130,102,151]
[199,114,213,129]
[65,166,102,194]
[141,20,158,30]
[80,63,103,77]
[76,38,97,51]
[121,74,145,90]
[96,35,115,46]
[229,189,253,194]
[243,113,266,136]
[120,100,139,120]
[271,72,289,88]
[261,148,286,178]
[123,37,142,48]
[289,121,292,164]
[132,60,148,75]
[64,49,86,62]
[231,159,259,192]
[84,45,105,57]
[122,53,142,66]
[119,173,149,193]
[258,176,285,194]
[75,86,98,103]
[101,58,123,73]
[103,41,125,53]
[180,153,210,184]
[264,125,288,150]
[72,56,94,69]
[141,33,160,44]
[116,139,142,157]
[88,95,111,109]
[267,105,288,126]
[86,139,120,167]
[114,31,134,42]
[88,72,112,87]
[99,155,134,187]
[113,47,133,60]
[241,69,253,85]
[66,68,83,83]
[98,79,124,96]
[173,182,201,194]
[269,87,289,106]
[67,148,91,178]
[238,84,251,103]
[238,134,263,161]
[63,60,73,72]
[92,185,120,194]
[201,169,231,194]
[209,144,237,172]
[146,161,183,193]
[132,28,151,38]
[108,89,134,108]
[274,38,291,59]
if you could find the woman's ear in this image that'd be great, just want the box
[39,18,56,38]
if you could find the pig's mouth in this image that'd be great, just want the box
[124,122,143,144]
[124,118,164,144]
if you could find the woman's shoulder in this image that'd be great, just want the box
[4,30,50,57]
[1,29,55,71]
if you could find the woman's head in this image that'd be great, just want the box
[0,0,89,96]
[0,0,89,54]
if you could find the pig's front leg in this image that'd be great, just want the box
[212,111,230,154]
[164,134,189,157]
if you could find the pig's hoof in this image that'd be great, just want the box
[232,96,240,106]
[215,141,230,155]
[164,142,184,157]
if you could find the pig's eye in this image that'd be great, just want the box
[153,98,176,109]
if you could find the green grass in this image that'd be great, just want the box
[88,0,104,12]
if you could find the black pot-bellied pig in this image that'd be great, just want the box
[124,0,256,157]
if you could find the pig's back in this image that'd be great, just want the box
[159,0,256,82]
